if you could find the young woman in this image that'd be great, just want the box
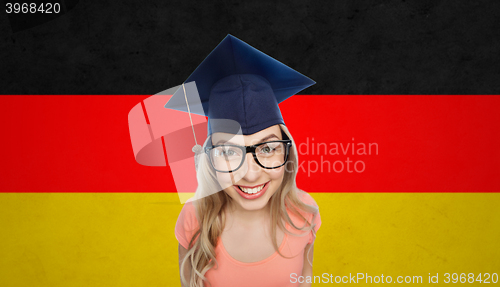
[166,35,321,287]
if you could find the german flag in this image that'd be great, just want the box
[1,95,499,285]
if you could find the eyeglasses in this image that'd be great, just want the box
[204,132,292,173]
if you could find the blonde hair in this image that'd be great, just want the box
[180,124,319,287]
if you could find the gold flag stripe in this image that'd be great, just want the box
[0,193,498,286]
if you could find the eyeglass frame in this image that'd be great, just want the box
[204,130,292,173]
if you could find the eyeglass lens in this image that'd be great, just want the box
[209,142,287,172]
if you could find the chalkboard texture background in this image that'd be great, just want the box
[1,0,500,95]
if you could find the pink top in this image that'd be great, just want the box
[175,191,321,287]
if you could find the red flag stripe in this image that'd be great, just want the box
[0,95,498,193]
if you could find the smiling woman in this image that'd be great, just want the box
[165,35,321,287]
[211,125,290,210]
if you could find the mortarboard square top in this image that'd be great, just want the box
[164,34,315,136]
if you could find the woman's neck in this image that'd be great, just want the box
[226,201,271,224]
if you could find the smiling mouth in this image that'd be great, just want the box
[236,182,268,194]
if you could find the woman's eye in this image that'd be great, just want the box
[259,145,275,154]
[214,147,240,158]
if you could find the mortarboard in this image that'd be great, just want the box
[164,34,315,136]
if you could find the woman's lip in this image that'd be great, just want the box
[237,183,268,188]
[233,181,270,200]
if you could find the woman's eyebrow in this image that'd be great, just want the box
[215,139,234,145]
[258,134,280,143]
[215,134,279,145]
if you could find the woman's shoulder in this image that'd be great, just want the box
[286,189,320,223]
[295,189,319,208]
[177,200,198,227]
[286,189,322,244]
[175,200,200,249]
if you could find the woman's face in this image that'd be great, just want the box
[211,125,286,211]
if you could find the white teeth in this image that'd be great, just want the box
[239,183,265,194]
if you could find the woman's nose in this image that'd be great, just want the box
[241,153,262,182]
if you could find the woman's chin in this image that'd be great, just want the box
[237,197,270,210]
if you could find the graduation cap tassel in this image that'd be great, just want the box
[182,83,203,170]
